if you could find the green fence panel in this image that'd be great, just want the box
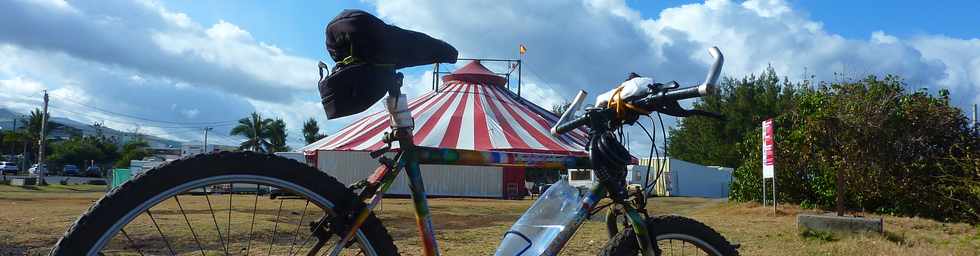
[111,169,131,189]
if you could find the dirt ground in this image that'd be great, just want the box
[1,184,978,255]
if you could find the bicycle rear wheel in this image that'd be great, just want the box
[600,215,738,256]
[51,151,398,256]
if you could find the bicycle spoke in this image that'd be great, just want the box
[268,198,285,255]
[174,195,207,256]
[203,186,230,255]
[293,215,330,256]
[145,210,176,256]
[245,184,260,256]
[286,200,311,255]
[120,228,145,256]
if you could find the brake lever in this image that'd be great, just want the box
[655,101,725,121]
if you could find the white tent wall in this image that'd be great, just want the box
[316,150,504,198]
[666,159,732,198]
[633,158,732,198]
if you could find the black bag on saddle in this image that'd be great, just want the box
[319,9,457,119]
[318,63,395,119]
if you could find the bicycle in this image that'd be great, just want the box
[51,47,736,256]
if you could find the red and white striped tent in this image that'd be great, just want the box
[302,60,588,198]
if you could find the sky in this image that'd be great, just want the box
[1,0,978,154]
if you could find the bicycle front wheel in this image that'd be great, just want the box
[600,215,738,256]
[51,151,398,256]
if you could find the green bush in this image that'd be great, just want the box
[670,71,980,223]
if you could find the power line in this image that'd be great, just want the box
[56,97,238,125]
[47,105,236,129]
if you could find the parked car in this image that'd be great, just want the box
[62,164,80,176]
[84,165,102,177]
[0,162,18,175]
[29,163,47,175]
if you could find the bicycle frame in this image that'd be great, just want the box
[332,144,654,256]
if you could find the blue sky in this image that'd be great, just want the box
[168,0,980,57]
[1,0,978,152]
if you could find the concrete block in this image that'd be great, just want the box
[797,214,883,234]
[10,178,37,186]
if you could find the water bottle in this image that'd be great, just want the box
[494,178,581,255]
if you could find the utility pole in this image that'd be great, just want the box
[203,127,213,155]
[21,115,27,174]
[37,90,49,185]
[9,117,16,154]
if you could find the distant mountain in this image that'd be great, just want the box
[0,108,182,148]
[0,108,19,120]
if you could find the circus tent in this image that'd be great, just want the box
[301,60,588,198]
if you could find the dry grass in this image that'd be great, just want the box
[1,184,978,255]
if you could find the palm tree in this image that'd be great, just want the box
[268,118,290,152]
[302,118,327,144]
[26,108,49,143]
[230,112,272,153]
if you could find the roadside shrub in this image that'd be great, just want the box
[672,71,980,223]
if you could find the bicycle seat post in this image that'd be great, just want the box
[385,72,416,143]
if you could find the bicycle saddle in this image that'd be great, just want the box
[320,10,458,119]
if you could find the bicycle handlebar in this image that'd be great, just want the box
[551,47,724,135]
[554,112,592,135]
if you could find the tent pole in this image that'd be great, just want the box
[517,59,522,97]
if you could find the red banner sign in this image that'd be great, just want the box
[762,119,775,178]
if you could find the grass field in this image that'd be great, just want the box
[1,184,978,255]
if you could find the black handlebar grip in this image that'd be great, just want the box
[554,114,590,135]
[659,85,705,101]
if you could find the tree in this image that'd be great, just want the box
[302,118,327,144]
[115,139,149,168]
[667,66,800,168]
[687,71,980,223]
[268,118,290,152]
[26,108,49,144]
[551,101,572,116]
[230,112,272,153]
[1,130,28,156]
[48,137,106,169]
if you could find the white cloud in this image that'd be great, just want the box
[0,1,326,147]
[371,0,980,158]
[871,31,899,45]
[1,0,978,153]
[909,36,980,104]
[0,0,316,102]
[0,76,45,95]
[18,0,77,14]
[205,20,253,41]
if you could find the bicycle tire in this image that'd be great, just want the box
[600,215,738,256]
[50,151,399,255]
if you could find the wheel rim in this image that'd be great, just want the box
[88,174,378,256]
[655,233,723,256]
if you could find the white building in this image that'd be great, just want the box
[634,158,733,198]
[181,143,236,157]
